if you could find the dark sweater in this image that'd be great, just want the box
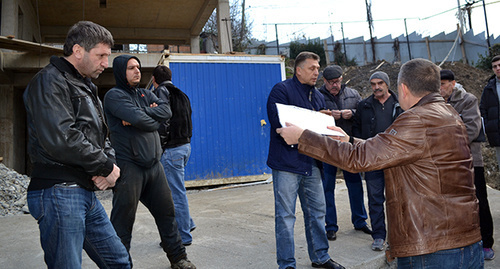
[104,55,172,167]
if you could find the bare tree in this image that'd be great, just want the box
[202,0,253,52]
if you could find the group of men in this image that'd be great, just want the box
[23,21,194,269]
[269,50,497,269]
[20,19,499,269]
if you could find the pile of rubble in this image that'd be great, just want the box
[0,163,30,216]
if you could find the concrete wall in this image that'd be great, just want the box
[1,0,40,41]
[0,86,25,172]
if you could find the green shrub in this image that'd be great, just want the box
[476,43,500,70]
[289,40,327,67]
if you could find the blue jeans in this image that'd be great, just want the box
[397,241,484,269]
[365,170,386,240]
[272,165,330,269]
[160,143,195,244]
[323,163,367,232]
[27,184,130,269]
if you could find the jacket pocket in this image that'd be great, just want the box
[129,133,159,167]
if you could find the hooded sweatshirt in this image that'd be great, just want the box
[104,55,172,167]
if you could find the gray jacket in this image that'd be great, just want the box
[319,84,361,135]
[447,83,483,167]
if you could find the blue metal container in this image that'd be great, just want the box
[165,54,285,186]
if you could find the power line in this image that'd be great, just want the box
[262,0,500,26]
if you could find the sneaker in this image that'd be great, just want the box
[326,230,337,241]
[171,258,196,269]
[484,248,495,260]
[311,258,345,269]
[372,238,385,251]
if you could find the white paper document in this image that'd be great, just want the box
[276,103,345,136]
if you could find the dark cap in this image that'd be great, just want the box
[323,65,343,80]
[440,69,455,81]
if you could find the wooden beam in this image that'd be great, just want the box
[0,36,63,55]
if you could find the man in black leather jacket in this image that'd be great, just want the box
[23,21,130,268]
[104,55,196,269]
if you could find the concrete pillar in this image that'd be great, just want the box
[1,0,18,37]
[191,35,200,54]
[0,86,26,173]
[217,0,232,53]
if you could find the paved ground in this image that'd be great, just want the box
[0,179,499,269]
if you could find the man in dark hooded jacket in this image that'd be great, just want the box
[104,55,196,269]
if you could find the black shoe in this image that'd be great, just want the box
[326,231,337,241]
[171,258,196,269]
[312,259,345,269]
[355,225,372,235]
[183,241,192,246]
[285,267,295,269]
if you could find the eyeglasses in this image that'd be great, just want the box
[326,79,341,85]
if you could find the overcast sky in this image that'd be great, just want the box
[243,0,500,43]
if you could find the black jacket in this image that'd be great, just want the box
[479,75,500,146]
[154,81,192,149]
[104,55,172,167]
[23,56,115,191]
[352,90,403,139]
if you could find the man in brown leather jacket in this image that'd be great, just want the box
[277,59,483,268]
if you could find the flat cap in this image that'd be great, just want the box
[323,65,343,80]
[440,69,455,81]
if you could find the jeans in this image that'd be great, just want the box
[27,184,130,269]
[323,163,367,232]
[272,165,330,269]
[111,160,186,264]
[365,170,387,240]
[397,241,484,269]
[160,143,195,244]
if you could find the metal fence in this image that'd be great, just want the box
[246,28,499,66]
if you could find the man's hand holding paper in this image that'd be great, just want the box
[275,103,345,136]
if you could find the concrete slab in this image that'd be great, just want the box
[0,180,499,269]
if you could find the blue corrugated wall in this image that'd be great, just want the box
[169,62,282,181]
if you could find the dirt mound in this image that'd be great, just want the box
[338,60,493,99]
[319,60,500,189]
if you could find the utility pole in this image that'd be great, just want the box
[341,22,347,64]
[482,0,492,54]
[365,0,376,62]
[457,0,464,34]
[404,19,412,60]
[275,24,280,55]
[240,0,246,52]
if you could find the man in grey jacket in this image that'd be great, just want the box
[318,65,370,241]
[441,69,495,260]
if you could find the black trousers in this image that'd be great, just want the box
[474,166,494,248]
[110,160,186,263]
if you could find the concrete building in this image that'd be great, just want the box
[0,0,232,173]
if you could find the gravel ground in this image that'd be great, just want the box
[0,163,30,216]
